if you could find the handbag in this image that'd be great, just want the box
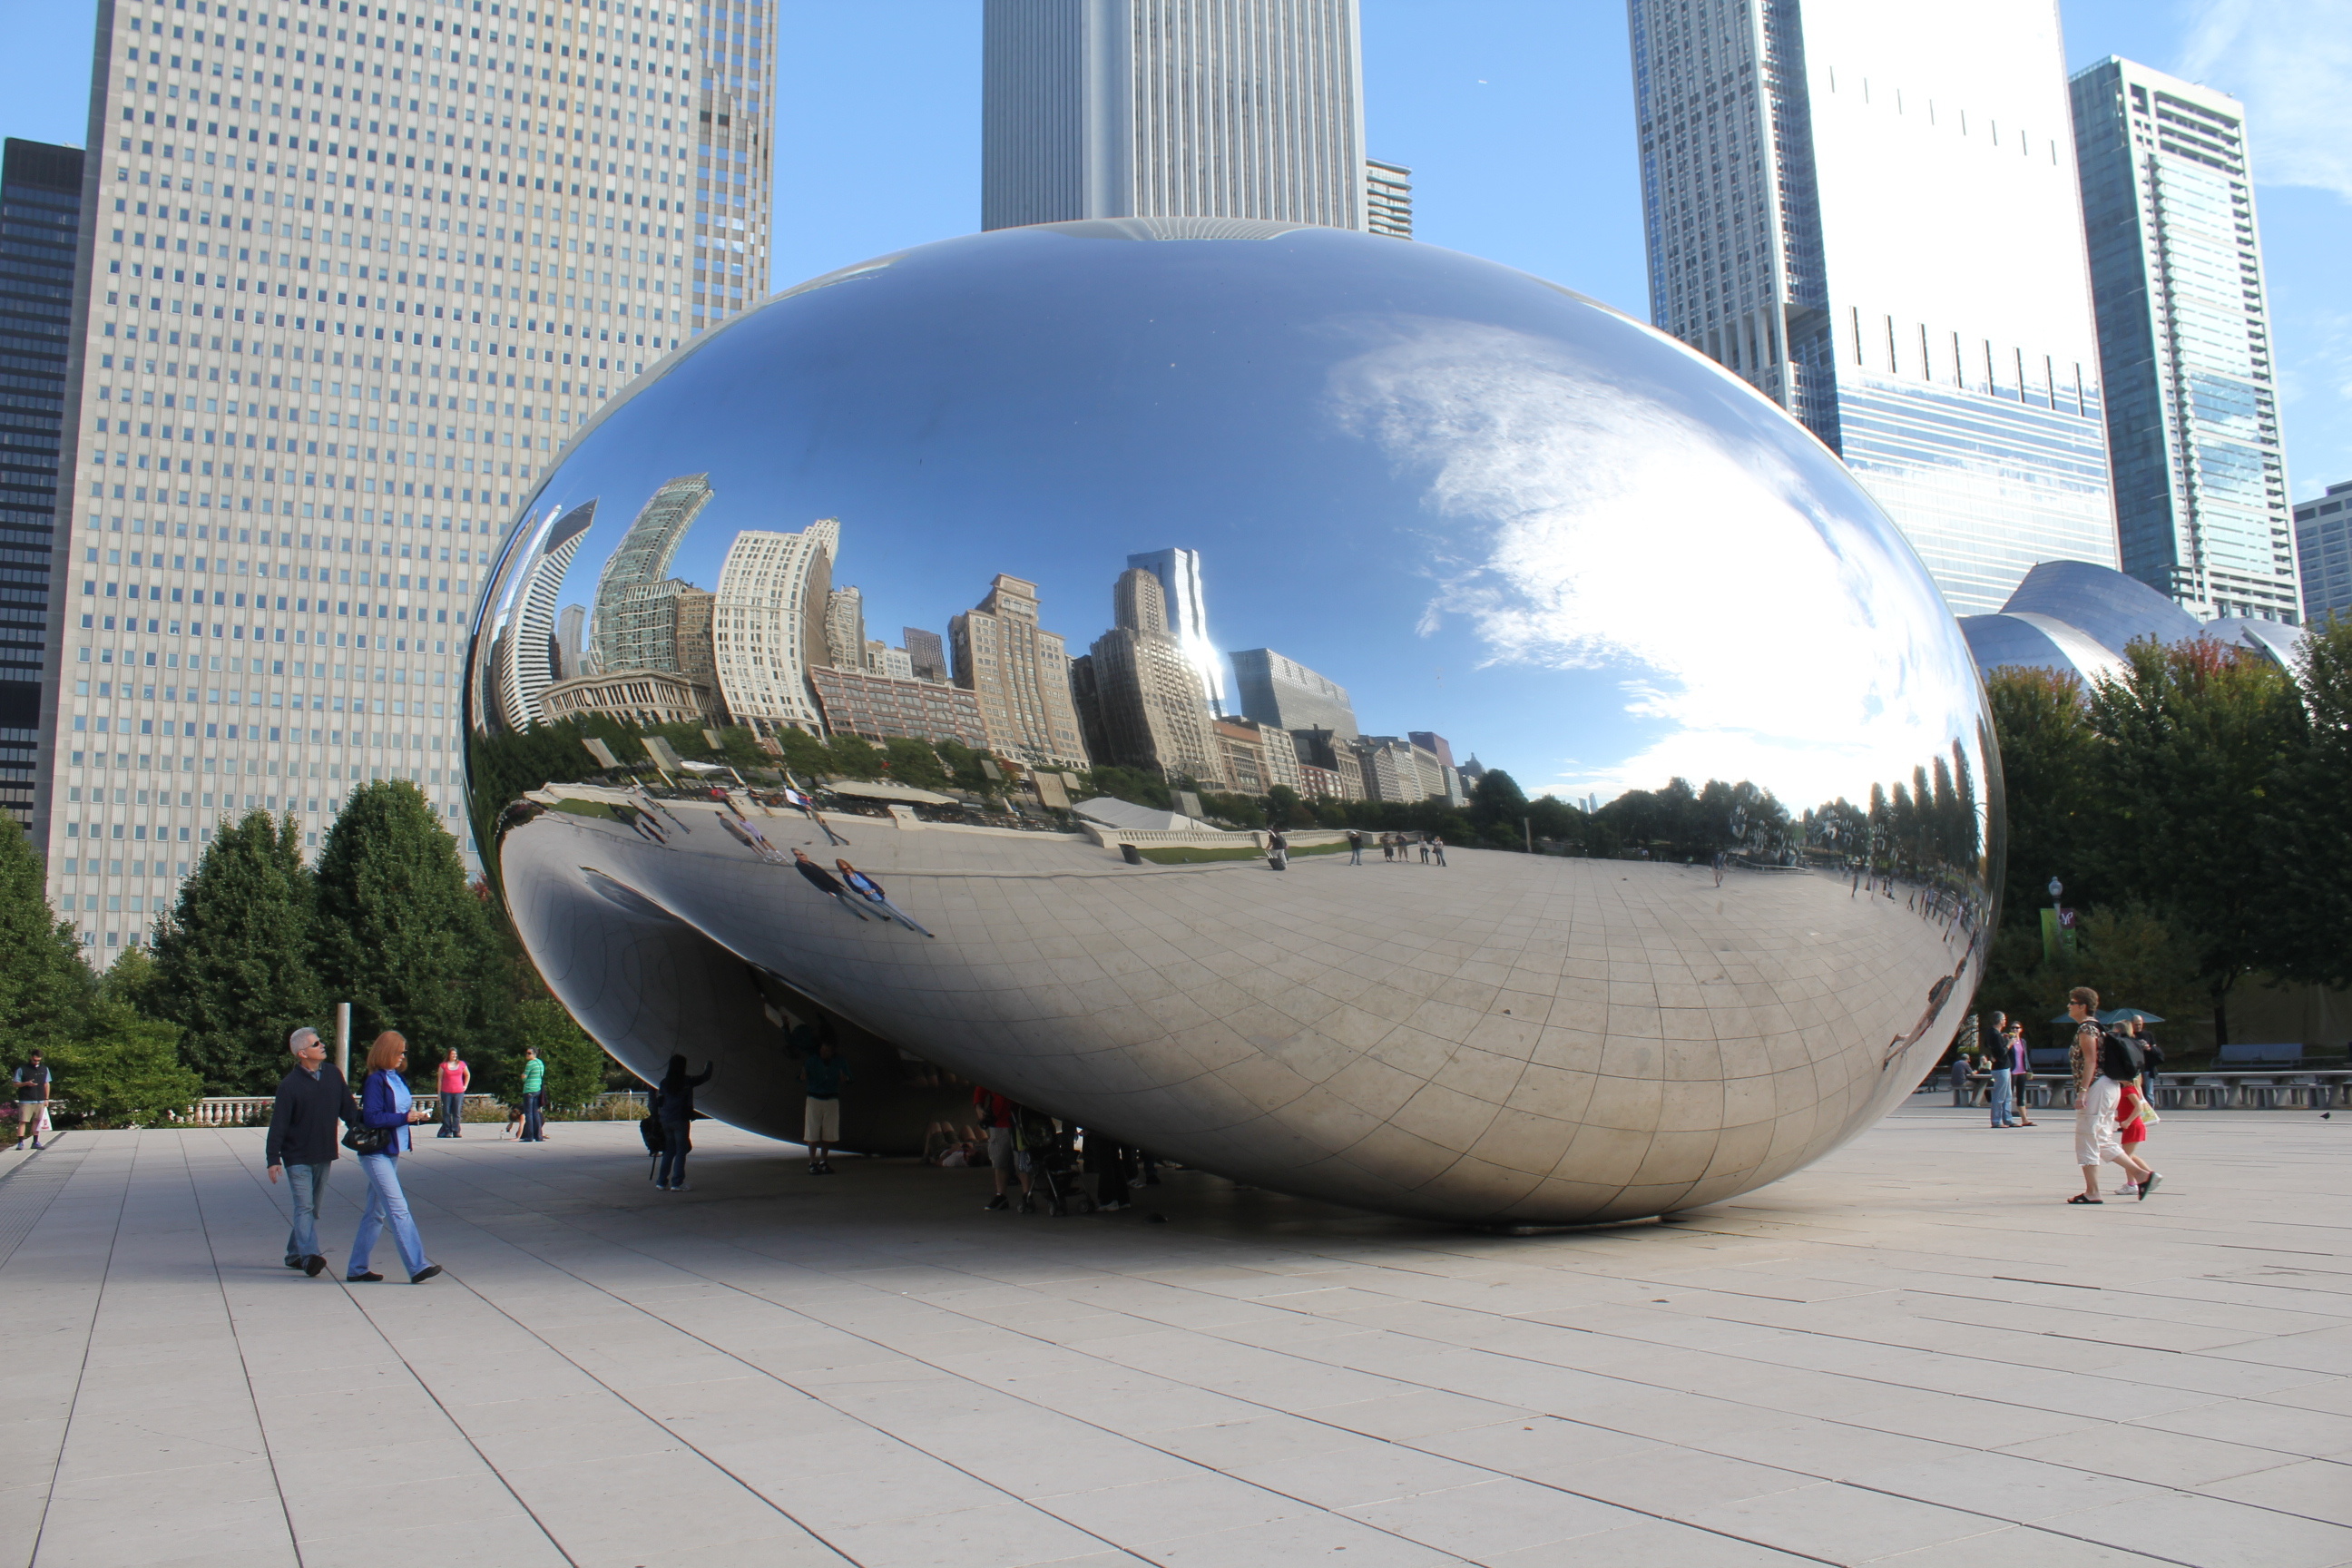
[342,1122,395,1156]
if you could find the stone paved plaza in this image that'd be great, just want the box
[3,1107,2347,1568]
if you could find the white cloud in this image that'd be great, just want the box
[2176,0,2352,200]
[1324,316,1984,810]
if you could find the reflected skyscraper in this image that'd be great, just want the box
[950,573,1092,769]
[589,475,712,675]
[712,519,838,736]
[488,504,597,732]
[1082,567,1227,787]
[1628,0,2118,614]
[823,585,867,670]
[2071,59,2298,623]
[1125,547,1224,714]
[1230,648,1356,740]
[983,0,1369,232]
[903,627,949,683]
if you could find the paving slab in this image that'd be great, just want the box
[1,1105,2345,1568]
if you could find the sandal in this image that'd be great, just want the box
[2066,1194,2102,1204]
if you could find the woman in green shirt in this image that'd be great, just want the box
[518,1047,548,1142]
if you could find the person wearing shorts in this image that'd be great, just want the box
[973,1086,1034,1213]
[13,1050,50,1152]
[800,1040,850,1176]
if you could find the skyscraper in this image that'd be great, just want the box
[485,500,594,732]
[2295,482,2352,625]
[555,603,585,681]
[822,583,865,670]
[2071,59,2298,623]
[588,473,711,672]
[1124,546,1223,712]
[1406,730,1454,769]
[903,625,947,683]
[949,573,1090,769]
[45,0,776,958]
[1081,565,1225,786]
[1627,0,2118,614]
[712,518,836,737]
[1365,158,1412,240]
[1230,647,1354,739]
[982,0,1368,232]
[2,140,83,829]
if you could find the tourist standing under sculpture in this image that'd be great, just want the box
[265,1027,362,1277]
[436,1047,472,1138]
[348,1032,441,1283]
[801,1041,850,1176]
[655,1055,715,1191]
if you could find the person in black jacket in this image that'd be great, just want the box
[264,1027,363,1277]
[653,1054,714,1191]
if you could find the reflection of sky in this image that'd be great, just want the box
[501,223,1985,816]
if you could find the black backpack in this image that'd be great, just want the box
[2097,1029,2144,1083]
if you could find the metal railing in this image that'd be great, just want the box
[172,1091,650,1127]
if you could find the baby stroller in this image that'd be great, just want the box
[1020,1111,1094,1217]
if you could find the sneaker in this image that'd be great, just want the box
[984,1194,1009,1210]
[1099,1200,1130,1212]
[303,1256,328,1278]
[808,1161,822,1176]
[670,1182,693,1192]
[346,1271,383,1283]
[284,1258,308,1270]
[2115,1183,2137,1197]
[1018,1195,1036,1214]
[409,1264,443,1284]
[818,1161,835,1174]
[2138,1171,2161,1200]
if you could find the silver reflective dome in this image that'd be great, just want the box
[466,220,2000,1227]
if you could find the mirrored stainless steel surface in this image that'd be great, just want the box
[466,220,2002,1226]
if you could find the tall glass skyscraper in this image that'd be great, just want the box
[982,0,1368,232]
[2071,58,2298,623]
[44,0,774,961]
[1125,546,1223,714]
[1627,0,2119,614]
[1,140,83,829]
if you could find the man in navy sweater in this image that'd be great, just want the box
[265,1027,363,1277]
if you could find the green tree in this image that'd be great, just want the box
[2085,638,2305,1044]
[770,726,838,780]
[314,781,505,1074]
[827,733,886,779]
[2277,615,2352,988]
[1984,665,2099,934]
[881,738,951,791]
[0,815,92,1054]
[514,995,605,1110]
[149,809,326,1093]
[46,950,202,1127]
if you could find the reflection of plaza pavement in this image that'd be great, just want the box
[8,1112,2346,1567]
[505,801,1977,1225]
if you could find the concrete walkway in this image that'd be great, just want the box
[2,1107,2346,1568]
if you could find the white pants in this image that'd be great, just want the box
[2075,1075,2125,1168]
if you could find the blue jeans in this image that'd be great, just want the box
[348,1152,428,1278]
[521,1092,544,1141]
[283,1161,329,1263]
[1988,1067,2015,1126]
[437,1091,465,1136]
[655,1121,691,1186]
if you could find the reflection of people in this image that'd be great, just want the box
[1712,849,1726,887]
[1347,828,1364,865]
[791,848,871,919]
[836,858,935,936]
[1266,829,1288,871]
[801,1040,851,1175]
[783,784,852,847]
[1431,836,1447,867]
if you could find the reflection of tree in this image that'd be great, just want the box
[1803,739,1989,891]
[1592,776,1793,863]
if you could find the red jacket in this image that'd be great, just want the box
[973,1088,1014,1129]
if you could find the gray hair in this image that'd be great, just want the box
[288,1027,322,1054]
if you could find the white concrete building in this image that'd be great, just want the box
[43,0,777,959]
[983,0,1367,232]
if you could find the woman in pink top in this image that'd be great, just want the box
[436,1048,471,1139]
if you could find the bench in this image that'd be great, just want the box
[2217,1044,2304,1066]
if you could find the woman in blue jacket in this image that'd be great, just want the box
[349,1031,442,1283]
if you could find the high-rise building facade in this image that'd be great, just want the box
[821,583,864,671]
[1365,157,1410,239]
[1124,545,1222,712]
[982,0,1367,232]
[1230,646,1353,738]
[2071,59,2298,623]
[485,498,593,731]
[45,0,776,959]
[554,601,583,679]
[902,625,946,683]
[949,573,1089,769]
[2,140,84,829]
[1627,0,2118,614]
[711,517,835,736]
[1081,564,1224,786]
[587,471,709,671]
[2296,481,2352,625]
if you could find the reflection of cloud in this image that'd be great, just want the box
[2178,0,2352,200]
[1325,316,1978,808]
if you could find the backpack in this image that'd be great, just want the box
[2097,1029,2144,1083]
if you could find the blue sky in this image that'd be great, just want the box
[7,0,2345,498]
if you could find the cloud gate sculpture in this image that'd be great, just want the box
[466,219,2000,1227]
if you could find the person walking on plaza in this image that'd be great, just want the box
[800,1039,850,1175]
[2065,988,2161,1205]
[348,1032,441,1283]
[264,1027,361,1277]
[517,1045,548,1142]
[1348,828,1364,865]
[1984,1012,2018,1128]
[654,1054,713,1191]
[435,1046,471,1138]
[12,1049,51,1152]
[974,1086,1034,1212]
[2114,1076,2160,1196]
[2004,1021,2037,1125]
